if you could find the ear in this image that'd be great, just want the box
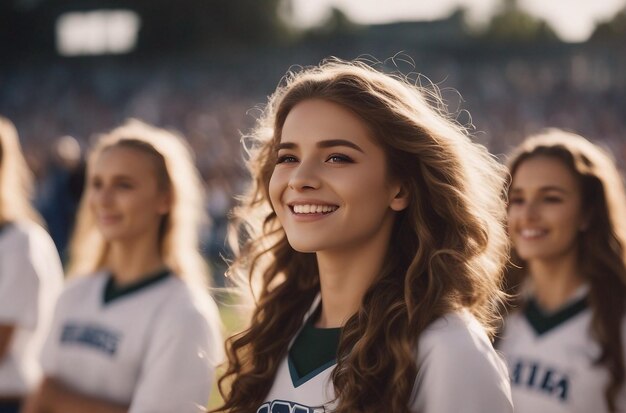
[157,190,172,215]
[390,183,409,212]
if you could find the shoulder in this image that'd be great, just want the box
[1,221,54,249]
[151,276,224,359]
[0,221,62,282]
[418,310,495,359]
[156,276,221,330]
[412,310,513,412]
[59,271,107,302]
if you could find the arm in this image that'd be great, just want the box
[21,377,128,413]
[0,227,39,356]
[0,324,15,360]
[0,224,62,361]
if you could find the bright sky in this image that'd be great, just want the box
[290,0,626,42]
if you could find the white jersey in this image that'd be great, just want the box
[498,292,626,413]
[258,297,513,413]
[0,221,63,396]
[41,271,223,413]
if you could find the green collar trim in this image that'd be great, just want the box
[287,305,341,387]
[103,268,171,305]
[288,355,336,388]
[524,295,588,336]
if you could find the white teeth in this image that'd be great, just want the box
[520,229,547,238]
[292,204,338,214]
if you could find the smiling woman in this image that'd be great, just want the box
[212,59,513,413]
[22,120,223,413]
[499,129,626,413]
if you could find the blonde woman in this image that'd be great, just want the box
[499,130,626,413]
[212,59,513,413]
[24,120,222,413]
[0,117,63,413]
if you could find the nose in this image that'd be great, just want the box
[92,186,114,207]
[288,159,321,191]
[522,199,540,222]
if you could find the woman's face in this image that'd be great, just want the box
[269,98,407,255]
[88,146,170,243]
[507,155,586,264]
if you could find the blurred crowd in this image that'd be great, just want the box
[1,43,624,274]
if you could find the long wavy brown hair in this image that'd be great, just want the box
[504,129,626,412]
[213,59,509,413]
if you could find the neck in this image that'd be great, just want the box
[106,232,165,286]
[528,250,585,312]
[314,218,393,328]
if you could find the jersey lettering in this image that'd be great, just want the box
[61,323,120,355]
[257,400,324,413]
[510,359,569,401]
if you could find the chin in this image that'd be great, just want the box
[288,244,319,253]
[100,234,122,242]
[98,228,127,242]
[285,237,322,253]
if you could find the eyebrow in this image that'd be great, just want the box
[276,139,364,153]
[90,173,136,182]
[510,185,569,194]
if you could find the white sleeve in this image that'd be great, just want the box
[410,313,513,413]
[128,298,223,413]
[0,228,42,327]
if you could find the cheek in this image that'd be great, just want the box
[125,192,157,216]
[554,209,583,235]
[87,191,97,210]
[268,171,283,211]
[506,208,520,229]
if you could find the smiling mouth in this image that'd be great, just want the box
[289,204,339,214]
[519,229,548,239]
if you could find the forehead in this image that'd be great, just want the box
[280,99,375,147]
[512,155,579,191]
[92,145,158,177]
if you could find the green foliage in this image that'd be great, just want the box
[591,8,626,41]
[481,0,558,44]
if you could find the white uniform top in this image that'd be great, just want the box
[41,271,223,413]
[498,290,626,413]
[257,297,513,413]
[0,221,63,396]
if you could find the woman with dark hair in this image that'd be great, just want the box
[211,59,513,413]
[499,129,626,412]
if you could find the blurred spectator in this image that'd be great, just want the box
[35,135,84,259]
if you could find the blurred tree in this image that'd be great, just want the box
[591,7,626,42]
[480,0,558,44]
[307,7,361,37]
